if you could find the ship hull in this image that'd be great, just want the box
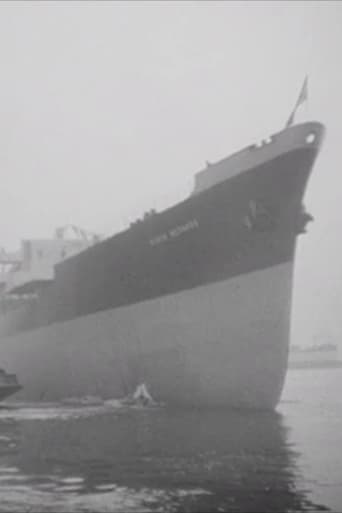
[0,260,293,408]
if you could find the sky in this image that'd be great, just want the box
[0,1,341,346]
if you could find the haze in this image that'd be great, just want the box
[0,1,341,347]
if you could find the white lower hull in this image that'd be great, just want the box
[0,261,294,409]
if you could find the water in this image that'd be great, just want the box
[0,369,341,512]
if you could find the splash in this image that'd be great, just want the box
[119,383,160,408]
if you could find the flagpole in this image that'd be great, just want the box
[285,75,308,128]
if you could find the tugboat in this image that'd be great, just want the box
[0,368,22,401]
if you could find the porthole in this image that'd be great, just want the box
[306,133,315,144]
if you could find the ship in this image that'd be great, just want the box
[0,81,325,409]
[288,343,342,370]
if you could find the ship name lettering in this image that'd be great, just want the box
[149,233,168,246]
[169,219,199,238]
[149,219,199,246]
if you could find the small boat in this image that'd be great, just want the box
[0,368,22,401]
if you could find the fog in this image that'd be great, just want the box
[0,1,341,347]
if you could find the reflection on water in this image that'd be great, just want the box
[0,399,331,512]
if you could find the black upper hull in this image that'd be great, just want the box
[2,145,317,336]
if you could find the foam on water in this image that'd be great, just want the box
[0,397,162,423]
[0,467,20,474]
[59,477,84,485]
[0,476,212,513]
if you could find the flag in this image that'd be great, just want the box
[286,76,308,127]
